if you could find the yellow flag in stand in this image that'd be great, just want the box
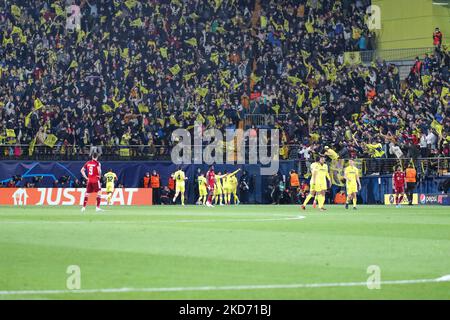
[431,120,443,136]
[11,26,22,36]
[44,134,58,148]
[272,104,280,115]
[125,0,137,9]
[25,112,32,127]
[102,104,112,112]
[284,19,289,31]
[296,91,305,108]
[137,104,149,113]
[287,76,302,84]
[183,72,196,81]
[311,95,320,108]
[6,129,16,137]
[69,60,78,69]
[195,87,209,98]
[160,47,168,58]
[169,64,181,76]
[210,52,219,65]
[53,4,64,16]
[344,52,362,65]
[130,18,143,27]
[29,137,36,156]
[441,87,449,103]
[11,5,21,18]
[185,37,197,47]
[305,20,314,33]
[260,16,267,28]
[34,98,44,111]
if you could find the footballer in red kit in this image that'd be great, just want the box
[80,153,103,212]
[393,166,406,207]
[206,166,215,207]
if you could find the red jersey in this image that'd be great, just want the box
[393,171,405,187]
[206,170,215,187]
[84,160,101,183]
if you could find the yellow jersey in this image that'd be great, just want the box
[215,176,223,190]
[344,165,359,185]
[310,162,319,184]
[198,176,207,190]
[230,175,238,190]
[325,148,339,160]
[104,172,117,187]
[315,163,330,184]
[174,170,186,186]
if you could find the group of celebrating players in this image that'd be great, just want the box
[301,157,361,211]
[172,166,241,207]
[79,153,414,211]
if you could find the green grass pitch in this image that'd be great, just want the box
[0,205,449,300]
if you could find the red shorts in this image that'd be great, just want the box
[86,181,101,193]
[394,185,405,194]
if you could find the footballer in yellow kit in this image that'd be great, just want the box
[214,172,224,205]
[344,159,361,210]
[229,173,240,204]
[222,172,232,205]
[197,173,208,205]
[313,157,331,211]
[222,169,241,205]
[172,167,187,205]
[104,169,118,205]
[301,159,319,209]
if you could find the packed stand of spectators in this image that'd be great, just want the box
[0,0,448,162]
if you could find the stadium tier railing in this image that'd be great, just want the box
[0,144,448,176]
[360,47,436,63]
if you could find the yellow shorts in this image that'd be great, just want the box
[214,187,223,196]
[346,183,358,194]
[223,186,232,194]
[199,187,207,197]
[106,185,114,193]
[315,182,327,192]
[310,183,316,192]
[176,183,185,193]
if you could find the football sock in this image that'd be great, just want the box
[96,196,101,208]
[303,194,313,206]
[352,197,357,207]
[181,194,184,205]
[83,196,88,208]
[318,194,325,209]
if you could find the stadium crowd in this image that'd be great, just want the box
[0,0,448,161]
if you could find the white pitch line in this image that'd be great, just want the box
[0,216,305,225]
[1,276,449,296]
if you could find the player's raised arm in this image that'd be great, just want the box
[227,168,241,177]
